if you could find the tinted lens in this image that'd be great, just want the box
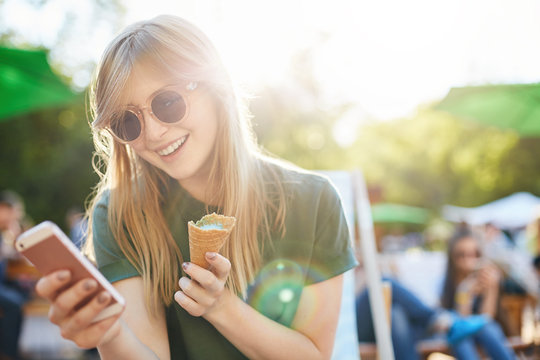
[152,90,186,123]
[111,111,141,142]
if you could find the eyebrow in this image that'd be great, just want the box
[125,83,179,107]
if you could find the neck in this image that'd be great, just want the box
[454,270,468,284]
[178,175,217,206]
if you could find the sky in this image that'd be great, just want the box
[3,0,540,124]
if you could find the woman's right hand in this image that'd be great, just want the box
[35,269,123,349]
[476,264,501,293]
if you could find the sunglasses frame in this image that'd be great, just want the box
[106,81,198,143]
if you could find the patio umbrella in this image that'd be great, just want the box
[371,202,430,225]
[435,83,540,136]
[0,46,78,120]
[442,192,540,229]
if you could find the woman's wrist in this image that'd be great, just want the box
[203,290,236,325]
[97,320,129,356]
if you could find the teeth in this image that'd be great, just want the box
[157,137,186,156]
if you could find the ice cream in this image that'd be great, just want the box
[187,213,236,269]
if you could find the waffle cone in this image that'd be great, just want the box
[188,213,236,268]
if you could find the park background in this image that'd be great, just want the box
[1,0,540,244]
[2,0,540,359]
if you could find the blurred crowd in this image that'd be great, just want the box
[356,214,540,359]
[0,189,87,360]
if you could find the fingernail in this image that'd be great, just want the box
[57,270,70,281]
[179,277,189,289]
[174,291,184,301]
[182,262,190,271]
[97,292,110,304]
[206,252,217,260]
[84,279,97,291]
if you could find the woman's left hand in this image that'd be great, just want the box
[174,252,231,318]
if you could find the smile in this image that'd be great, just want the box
[157,136,187,156]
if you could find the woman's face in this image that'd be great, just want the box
[452,236,480,274]
[120,61,219,186]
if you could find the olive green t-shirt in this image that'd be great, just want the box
[92,168,358,360]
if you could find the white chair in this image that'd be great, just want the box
[319,171,394,360]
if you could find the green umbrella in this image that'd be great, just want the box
[371,203,430,225]
[435,83,540,136]
[0,46,78,120]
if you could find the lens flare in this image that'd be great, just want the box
[247,259,304,327]
[247,257,335,327]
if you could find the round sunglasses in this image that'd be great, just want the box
[108,81,198,143]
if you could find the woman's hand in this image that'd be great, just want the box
[35,270,123,349]
[476,264,501,293]
[174,252,231,318]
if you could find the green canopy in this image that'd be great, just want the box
[0,46,78,120]
[435,83,540,136]
[371,203,430,225]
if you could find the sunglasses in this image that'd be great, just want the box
[108,82,198,143]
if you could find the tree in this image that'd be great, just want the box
[0,0,124,230]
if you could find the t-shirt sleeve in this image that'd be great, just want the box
[306,179,358,285]
[92,193,140,283]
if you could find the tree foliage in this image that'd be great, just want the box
[251,86,540,214]
[0,102,97,229]
[2,1,540,231]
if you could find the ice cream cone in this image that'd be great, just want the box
[188,213,236,268]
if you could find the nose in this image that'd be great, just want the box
[141,109,168,141]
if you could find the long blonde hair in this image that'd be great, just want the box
[85,15,286,314]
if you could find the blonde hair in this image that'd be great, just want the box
[85,15,286,314]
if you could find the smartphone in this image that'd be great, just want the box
[16,221,125,322]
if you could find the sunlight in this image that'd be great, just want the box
[3,0,540,121]
[121,0,540,123]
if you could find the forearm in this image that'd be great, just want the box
[205,292,327,360]
[98,320,161,360]
[480,288,499,318]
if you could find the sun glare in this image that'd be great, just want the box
[123,0,540,122]
[3,0,540,122]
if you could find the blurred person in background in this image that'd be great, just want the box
[521,210,540,257]
[65,206,88,249]
[356,277,490,360]
[440,228,515,359]
[0,190,30,360]
[480,223,538,299]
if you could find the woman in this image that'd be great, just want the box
[440,229,515,359]
[34,15,357,360]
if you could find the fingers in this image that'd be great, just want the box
[49,278,100,324]
[60,291,115,341]
[206,252,231,280]
[36,270,72,301]
[182,256,229,293]
[174,291,205,317]
[176,253,231,317]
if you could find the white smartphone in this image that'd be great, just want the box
[16,221,125,322]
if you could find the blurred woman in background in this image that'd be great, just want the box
[441,229,515,359]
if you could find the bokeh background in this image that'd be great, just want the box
[1,0,540,240]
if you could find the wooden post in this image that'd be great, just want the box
[354,171,395,359]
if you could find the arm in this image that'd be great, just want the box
[476,265,501,318]
[176,253,343,360]
[99,277,170,360]
[36,271,169,360]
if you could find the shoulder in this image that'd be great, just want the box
[90,189,114,247]
[261,158,340,205]
[93,189,111,210]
